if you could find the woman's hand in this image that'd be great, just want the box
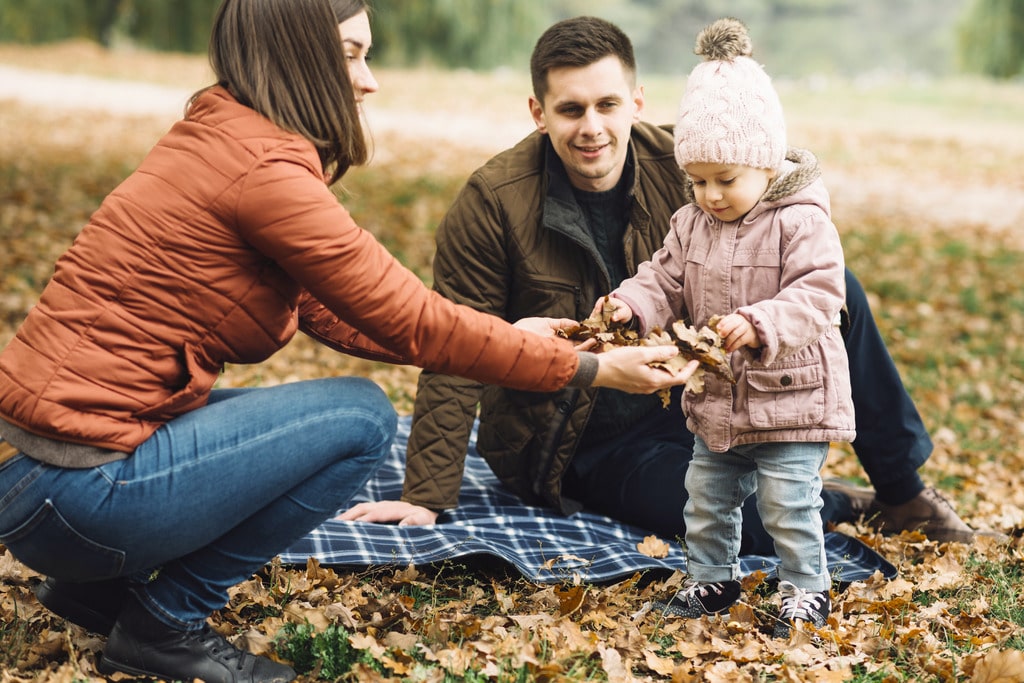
[338,500,439,526]
[591,345,699,394]
[512,316,579,337]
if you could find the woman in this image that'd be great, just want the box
[0,1,692,682]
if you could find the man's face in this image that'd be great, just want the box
[529,55,644,193]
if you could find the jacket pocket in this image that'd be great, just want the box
[508,275,582,321]
[0,499,125,580]
[745,361,824,429]
[133,343,217,422]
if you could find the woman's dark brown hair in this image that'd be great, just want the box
[201,0,367,184]
[329,0,369,24]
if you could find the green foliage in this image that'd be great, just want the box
[0,0,117,44]
[274,622,386,679]
[0,598,31,671]
[957,0,1024,78]
[0,0,219,50]
[126,0,221,53]
[0,0,992,77]
[371,0,550,70]
[961,556,1024,630]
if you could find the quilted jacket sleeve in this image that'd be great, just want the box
[297,293,406,364]
[402,172,514,511]
[234,149,578,393]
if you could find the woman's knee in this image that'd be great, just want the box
[319,377,396,432]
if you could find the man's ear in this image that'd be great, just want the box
[632,84,646,123]
[529,95,547,134]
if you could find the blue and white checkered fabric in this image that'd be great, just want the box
[280,417,896,584]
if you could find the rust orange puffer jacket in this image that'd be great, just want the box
[0,86,578,455]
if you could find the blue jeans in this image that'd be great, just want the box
[683,436,830,592]
[0,376,396,630]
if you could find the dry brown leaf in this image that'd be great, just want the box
[557,300,735,397]
[553,585,587,618]
[970,649,1024,683]
[597,645,632,683]
[636,535,671,558]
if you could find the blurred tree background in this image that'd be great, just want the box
[0,0,1021,79]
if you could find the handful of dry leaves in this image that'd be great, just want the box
[557,297,735,404]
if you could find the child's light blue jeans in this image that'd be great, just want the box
[684,436,830,591]
[0,376,396,629]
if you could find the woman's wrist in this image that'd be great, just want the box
[568,351,599,388]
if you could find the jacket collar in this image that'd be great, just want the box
[539,138,638,236]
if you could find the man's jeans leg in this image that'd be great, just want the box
[0,376,396,630]
[844,268,931,489]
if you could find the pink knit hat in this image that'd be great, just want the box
[674,18,786,171]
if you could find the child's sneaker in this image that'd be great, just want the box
[773,580,830,638]
[656,579,741,618]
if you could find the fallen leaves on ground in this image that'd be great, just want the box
[1,45,1023,681]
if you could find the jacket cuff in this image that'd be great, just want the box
[568,351,599,388]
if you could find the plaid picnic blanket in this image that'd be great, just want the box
[280,417,896,584]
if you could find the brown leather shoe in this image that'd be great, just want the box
[868,487,976,543]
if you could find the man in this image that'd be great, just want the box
[342,16,975,549]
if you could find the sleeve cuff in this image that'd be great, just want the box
[568,351,599,388]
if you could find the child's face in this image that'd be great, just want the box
[683,163,775,222]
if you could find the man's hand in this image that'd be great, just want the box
[512,316,579,337]
[338,500,439,526]
[592,345,699,394]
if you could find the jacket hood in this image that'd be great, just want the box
[754,146,829,219]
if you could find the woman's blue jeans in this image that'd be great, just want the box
[0,376,396,630]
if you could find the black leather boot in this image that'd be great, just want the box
[98,595,295,683]
[33,577,128,636]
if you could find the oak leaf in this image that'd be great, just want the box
[970,649,1024,683]
[636,535,671,558]
[558,300,735,399]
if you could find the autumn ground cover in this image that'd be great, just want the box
[1,42,1024,682]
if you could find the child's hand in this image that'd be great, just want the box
[714,313,760,353]
[591,296,634,325]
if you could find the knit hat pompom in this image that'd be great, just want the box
[674,18,786,172]
[694,17,752,62]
